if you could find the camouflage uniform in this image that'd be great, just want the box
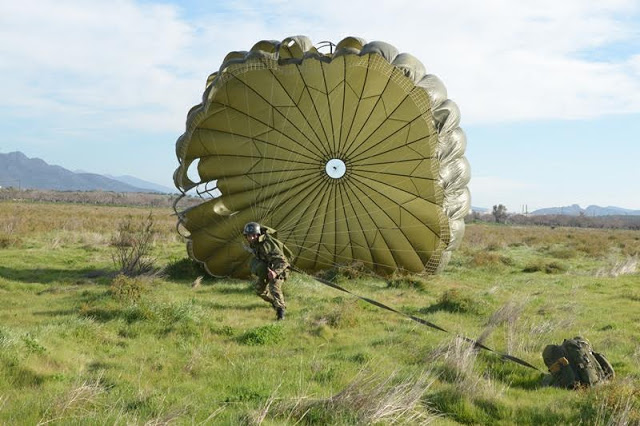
[248,232,290,311]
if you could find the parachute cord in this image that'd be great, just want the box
[289,266,542,373]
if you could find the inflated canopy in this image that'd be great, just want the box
[174,36,470,277]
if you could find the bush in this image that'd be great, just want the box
[109,274,148,304]
[111,212,157,277]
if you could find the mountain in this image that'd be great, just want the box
[0,151,157,193]
[104,174,177,194]
[531,204,640,216]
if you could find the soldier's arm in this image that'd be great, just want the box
[264,239,289,276]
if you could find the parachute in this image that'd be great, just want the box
[173,36,470,278]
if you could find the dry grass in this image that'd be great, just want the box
[0,202,176,240]
[275,369,437,425]
[464,225,640,260]
[38,375,105,425]
[478,300,527,354]
[591,379,640,426]
[142,406,189,426]
[596,256,638,277]
[430,337,506,401]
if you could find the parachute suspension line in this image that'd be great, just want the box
[289,266,543,373]
[316,41,336,55]
[261,59,340,239]
[235,55,423,272]
[239,60,328,231]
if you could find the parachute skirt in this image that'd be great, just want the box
[174,36,471,278]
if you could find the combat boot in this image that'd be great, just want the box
[276,307,285,321]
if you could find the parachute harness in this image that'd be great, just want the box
[290,266,542,373]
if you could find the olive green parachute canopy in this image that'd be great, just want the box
[174,35,470,277]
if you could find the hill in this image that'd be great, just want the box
[531,204,640,216]
[0,151,158,193]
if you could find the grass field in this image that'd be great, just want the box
[1,201,639,425]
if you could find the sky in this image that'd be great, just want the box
[1,0,639,212]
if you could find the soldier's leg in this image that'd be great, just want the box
[255,278,275,305]
[251,259,275,306]
[268,278,286,310]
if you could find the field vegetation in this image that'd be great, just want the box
[0,200,639,424]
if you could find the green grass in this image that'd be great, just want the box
[0,201,639,424]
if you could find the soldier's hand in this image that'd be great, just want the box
[267,269,277,281]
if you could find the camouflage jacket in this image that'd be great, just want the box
[249,233,290,276]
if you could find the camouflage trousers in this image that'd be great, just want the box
[251,259,286,310]
[254,277,286,310]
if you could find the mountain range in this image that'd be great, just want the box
[1,152,638,216]
[0,151,175,193]
[530,204,640,216]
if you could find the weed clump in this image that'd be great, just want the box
[21,333,46,355]
[0,233,22,249]
[431,288,481,314]
[386,272,431,291]
[471,251,514,268]
[522,260,567,274]
[109,274,148,304]
[323,299,360,328]
[546,246,576,259]
[238,324,284,346]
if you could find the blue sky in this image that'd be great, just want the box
[1,0,639,211]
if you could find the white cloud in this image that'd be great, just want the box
[1,0,639,134]
[1,0,639,195]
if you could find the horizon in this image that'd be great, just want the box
[1,1,639,212]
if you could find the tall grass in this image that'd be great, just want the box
[1,202,639,424]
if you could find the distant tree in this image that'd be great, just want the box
[492,204,508,224]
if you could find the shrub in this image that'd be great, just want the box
[109,274,148,304]
[110,212,157,277]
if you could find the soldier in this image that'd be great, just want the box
[243,222,290,320]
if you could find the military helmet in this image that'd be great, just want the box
[243,222,261,235]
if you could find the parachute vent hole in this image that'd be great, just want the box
[325,159,346,179]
